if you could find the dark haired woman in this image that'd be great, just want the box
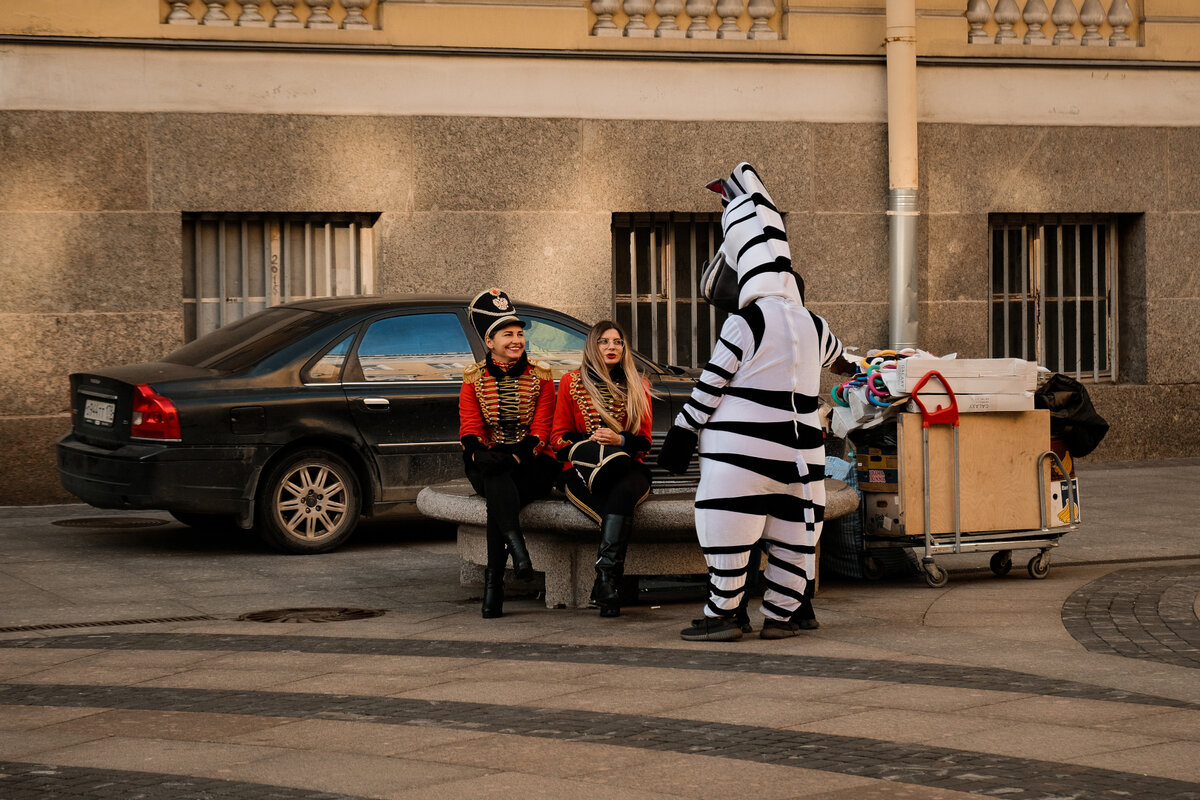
[460,288,558,618]
[551,320,653,617]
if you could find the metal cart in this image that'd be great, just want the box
[861,370,1081,588]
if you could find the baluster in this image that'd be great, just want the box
[165,1,198,24]
[625,0,655,37]
[965,0,992,44]
[272,1,302,27]
[591,0,621,36]
[202,1,234,26]
[1079,0,1105,44]
[993,0,1019,42]
[655,0,686,37]
[747,0,777,39]
[234,0,267,27]
[686,0,717,38]
[1107,0,1135,46]
[1023,0,1050,44]
[342,0,374,30]
[1051,0,1078,43]
[307,1,337,28]
[716,0,746,38]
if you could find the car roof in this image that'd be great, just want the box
[280,294,562,318]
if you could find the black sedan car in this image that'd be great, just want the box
[58,295,698,554]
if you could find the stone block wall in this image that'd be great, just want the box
[1,110,1196,504]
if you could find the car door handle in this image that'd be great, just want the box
[361,397,390,410]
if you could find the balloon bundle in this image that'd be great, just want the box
[831,348,918,409]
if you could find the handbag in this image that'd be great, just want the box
[567,440,630,492]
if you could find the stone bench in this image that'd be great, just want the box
[416,478,860,609]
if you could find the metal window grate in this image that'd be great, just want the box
[613,213,727,370]
[183,213,378,341]
[989,214,1118,382]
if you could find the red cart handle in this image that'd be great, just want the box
[911,369,959,427]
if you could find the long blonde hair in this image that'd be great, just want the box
[579,320,651,434]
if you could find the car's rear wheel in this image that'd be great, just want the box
[169,511,238,530]
[256,449,361,554]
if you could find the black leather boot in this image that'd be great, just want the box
[481,520,507,618]
[592,514,631,617]
[501,528,533,582]
[481,567,504,618]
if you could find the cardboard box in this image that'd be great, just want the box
[862,492,904,537]
[856,447,898,492]
[1048,478,1080,528]
[897,357,1038,395]
[905,390,1035,415]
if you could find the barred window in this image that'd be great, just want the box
[183,213,377,341]
[989,215,1119,382]
[612,213,727,370]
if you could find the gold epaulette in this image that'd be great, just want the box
[463,361,485,385]
[533,361,553,381]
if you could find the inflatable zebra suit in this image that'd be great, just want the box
[659,162,845,642]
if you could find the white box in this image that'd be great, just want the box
[906,390,1035,415]
[897,357,1038,395]
[1048,478,1080,528]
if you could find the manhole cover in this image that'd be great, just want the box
[53,517,170,529]
[237,607,386,623]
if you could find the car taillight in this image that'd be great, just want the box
[131,384,181,441]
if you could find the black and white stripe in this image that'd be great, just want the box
[677,162,843,622]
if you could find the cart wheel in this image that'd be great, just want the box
[923,562,949,588]
[989,550,1013,577]
[863,555,884,581]
[1027,552,1051,580]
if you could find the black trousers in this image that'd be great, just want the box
[563,462,652,524]
[465,455,558,535]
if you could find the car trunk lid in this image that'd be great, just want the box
[69,363,217,447]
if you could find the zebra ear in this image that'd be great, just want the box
[705,179,728,198]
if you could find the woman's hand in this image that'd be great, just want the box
[589,427,622,446]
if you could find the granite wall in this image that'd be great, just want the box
[1,110,1196,504]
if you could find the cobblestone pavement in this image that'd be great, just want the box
[2,682,1199,800]
[0,459,1198,799]
[1062,565,1200,668]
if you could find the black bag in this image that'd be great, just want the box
[1034,373,1109,458]
[567,440,630,492]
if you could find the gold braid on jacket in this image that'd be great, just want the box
[570,370,627,435]
[465,362,550,446]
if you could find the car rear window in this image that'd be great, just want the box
[163,308,327,371]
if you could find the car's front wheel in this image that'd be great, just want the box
[256,449,361,554]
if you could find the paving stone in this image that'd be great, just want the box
[2,683,1198,799]
[5,632,1196,710]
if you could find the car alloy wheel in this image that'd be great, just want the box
[257,449,361,554]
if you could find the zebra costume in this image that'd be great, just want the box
[671,163,844,623]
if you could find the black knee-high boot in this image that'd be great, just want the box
[501,527,533,582]
[482,520,506,619]
[592,514,631,618]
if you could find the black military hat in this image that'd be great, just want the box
[468,288,525,341]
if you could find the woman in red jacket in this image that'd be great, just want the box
[460,289,558,618]
[551,320,653,617]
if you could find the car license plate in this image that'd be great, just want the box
[83,398,116,427]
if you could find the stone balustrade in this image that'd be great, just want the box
[966,0,1138,46]
[165,0,375,29]
[589,0,781,39]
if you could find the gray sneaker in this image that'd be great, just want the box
[680,617,743,642]
[760,618,804,639]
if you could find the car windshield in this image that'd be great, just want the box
[164,307,328,371]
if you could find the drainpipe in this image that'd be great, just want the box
[885,0,919,350]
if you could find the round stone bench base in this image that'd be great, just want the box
[418,478,858,609]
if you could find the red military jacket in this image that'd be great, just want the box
[551,369,653,465]
[459,357,555,456]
